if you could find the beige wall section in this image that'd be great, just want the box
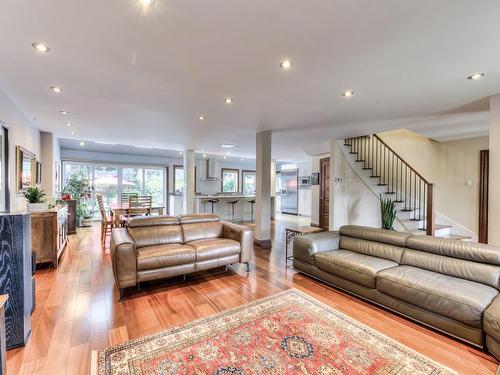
[330,140,381,230]
[490,95,500,246]
[40,131,61,197]
[378,129,488,235]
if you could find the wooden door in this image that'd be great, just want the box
[479,150,489,243]
[319,157,330,230]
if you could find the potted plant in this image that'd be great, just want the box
[24,186,49,212]
[380,194,397,230]
[61,170,93,226]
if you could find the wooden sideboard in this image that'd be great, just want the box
[31,206,68,268]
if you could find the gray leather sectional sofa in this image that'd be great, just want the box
[293,225,500,359]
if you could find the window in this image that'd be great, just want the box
[62,161,166,216]
[241,170,256,195]
[173,165,184,194]
[221,168,239,193]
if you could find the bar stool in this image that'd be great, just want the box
[248,199,256,222]
[207,199,219,213]
[228,200,239,222]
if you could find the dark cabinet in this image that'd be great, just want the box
[66,200,77,234]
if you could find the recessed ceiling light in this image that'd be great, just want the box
[467,73,485,80]
[200,149,205,152]
[203,153,207,158]
[70,131,75,135]
[65,122,72,127]
[223,156,227,159]
[240,158,244,161]
[80,141,85,146]
[342,90,355,97]
[140,0,155,6]
[220,144,235,148]
[280,59,293,70]
[224,97,234,104]
[178,151,183,155]
[32,43,50,53]
[198,115,206,121]
[50,86,63,93]
[59,110,69,115]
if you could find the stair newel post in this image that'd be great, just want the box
[426,183,435,236]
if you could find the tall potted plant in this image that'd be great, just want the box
[24,186,49,212]
[61,171,94,226]
[380,194,397,230]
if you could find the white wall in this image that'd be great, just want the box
[0,90,41,212]
[40,132,61,197]
[490,95,500,245]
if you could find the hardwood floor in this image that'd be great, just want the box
[6,217,498,374]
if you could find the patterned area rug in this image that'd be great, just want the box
[97,289,456,374]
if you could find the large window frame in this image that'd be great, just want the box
[221,168,239,193]
[241,170,256,195]
[62,160,168,214]
[173,165,197,194]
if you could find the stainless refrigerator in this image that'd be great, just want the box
[280,168,298,215]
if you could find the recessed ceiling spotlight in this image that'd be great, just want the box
[240,158,244,161]
[70,131,75,135]
[140,0,155,6]
[203,153,207,158]
[198,115,206,121]
[279,59,293,70]
[50,86,63,93]
[223,156,227,159]
[65,122,72,127]
[178,151,183,155]
[342,90,355,97]
[467,73,485,80]
[80,141,85,146]
[220,144,235,148]
[200,149,205,152]
[224,97,234,104]
[32,43,50,53]
[59,110,69,115]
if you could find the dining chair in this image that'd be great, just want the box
[121,192,138,205]
[97,194,113,244]
[128,195,152,217]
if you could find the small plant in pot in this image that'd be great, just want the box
[24,186,49,212]
[380,194,397,230]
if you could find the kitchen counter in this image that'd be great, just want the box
[194,195,256,199]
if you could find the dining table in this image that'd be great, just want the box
[108,202,165,227]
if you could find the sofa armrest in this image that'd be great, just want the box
[293,231,340,265]
[110,228,137,289]
[223,222,253,263]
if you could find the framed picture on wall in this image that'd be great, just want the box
[311,172,320,185]
[16,146,35,193]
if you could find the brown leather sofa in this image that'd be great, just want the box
[110,214,252,300]
[293,225,500,360]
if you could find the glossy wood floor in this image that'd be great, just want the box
[6,217,499,374]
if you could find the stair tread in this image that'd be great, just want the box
[438,234,471,240]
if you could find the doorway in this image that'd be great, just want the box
[319,157,330,230]
[479,150,489,243]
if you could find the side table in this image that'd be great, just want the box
[285,226,325,268]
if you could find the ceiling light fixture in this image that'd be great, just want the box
[342,90,355,97]
[65,122,72,127]
[203,153,207,158]
[178,151,183,155]
[198,115,206,121]
[50,86,63,93]
[80,141,85,146]
[59,110,69,115]
[224,97,234,104]
[279,59,293,70]
[32,43,50,53]
[140,0,155,6]
[467,73,485,80]
[240,158,244,161]
[70,131,75,135]
[200,149,205,152]
[223,156,227,159]
[220,144,235,148]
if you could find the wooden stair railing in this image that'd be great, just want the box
[344,135,435,235]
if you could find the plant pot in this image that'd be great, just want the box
[27,203,49,212]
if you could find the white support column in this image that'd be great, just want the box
[489,95,500,245]
[329,139,336,230]
[255,130,272,248]
[183,150,195,214]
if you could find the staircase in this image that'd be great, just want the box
[343,135,471,240]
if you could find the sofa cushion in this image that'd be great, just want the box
[339,236,404,263]
[377,265,498,327]
[182,221,224,243]
[137,243,195,271]
[188,238,240,262]
[340,225,410,247]
[484,296,500,343]
[129,224,183,248]
[315,250,398,288]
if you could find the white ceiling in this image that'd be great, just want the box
[1,0,499,160]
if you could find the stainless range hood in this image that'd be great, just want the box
[200,157,220,181]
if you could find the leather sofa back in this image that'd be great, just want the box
[127,216,183,248]
[182,221,224,242]
[404,236,500,290]
[339,225,409,263]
